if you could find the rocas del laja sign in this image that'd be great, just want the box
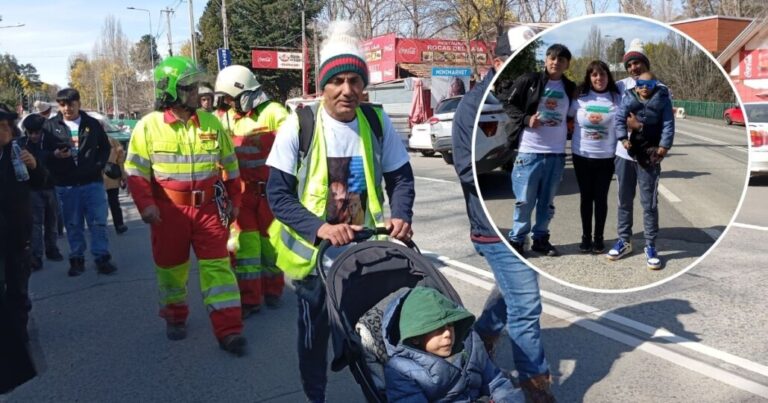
[361,34,491,84]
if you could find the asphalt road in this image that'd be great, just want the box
[4,125,768,401]
[479,118,749,290]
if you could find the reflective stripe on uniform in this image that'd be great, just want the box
[153,171,219,181]
[239,159,266,168]
[235,146,261,154]
[236,271,263,280]
[202,284,241,300]
[127,153,151,168]
[206,299,242,312]
[125,167,151,180]
[151,153,218,164]
[236,257,262,267]
[281,227,315,261]
[220,154,237,166]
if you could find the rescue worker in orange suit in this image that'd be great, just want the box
[124,56,247,356]
[215,65,290,317]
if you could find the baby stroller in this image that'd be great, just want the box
[317,227,463,403]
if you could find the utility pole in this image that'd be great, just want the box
[222,0,229,49]
[301,4,307,96]
[188,0,197,63]
[313,21,319,95]
[161,7,175,56]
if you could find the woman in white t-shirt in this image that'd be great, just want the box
[568,60,621,254]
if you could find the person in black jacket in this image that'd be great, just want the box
[452,28,556,402]
[0,104,45,391]
[42,88,117,276]
[23,114,64,271]
[503,44,576,257]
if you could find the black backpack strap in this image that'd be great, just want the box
[296,104,317,159]
[359,103,383,143]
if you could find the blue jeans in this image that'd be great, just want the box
[508,152,566,243]
[56,181,110,261]
[614,157,660,246]
[473,241,549,380]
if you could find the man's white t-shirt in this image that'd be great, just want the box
[64,117,81,164]
[615,77,635,161]
[569,90,621,159]
[267,106,409,225]
[518,79,569,154]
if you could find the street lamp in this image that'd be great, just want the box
[127,6,156,97]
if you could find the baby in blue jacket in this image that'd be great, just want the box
[383,287,523,403]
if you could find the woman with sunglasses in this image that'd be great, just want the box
[568,60,622,254]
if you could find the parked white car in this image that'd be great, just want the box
[409,122,434,156]
[429,94,513,172]
[747,102,768,177]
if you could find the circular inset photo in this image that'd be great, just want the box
[473,14,749,292]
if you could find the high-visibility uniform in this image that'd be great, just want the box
[268,106,386,279]
[124,109,243,341]
[229,101,289,306]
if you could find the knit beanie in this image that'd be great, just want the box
[623,38,650,70]
[399,287,475,354]
[318,20,369,90]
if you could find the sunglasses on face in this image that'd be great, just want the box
[635,79,657,90]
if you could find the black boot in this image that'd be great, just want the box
[532,235,558,257]
[95,257,117,275]
[166,323,187,341]
[592,236,605,254]
[68,257,85,277]
[509,240,525,256]
[579,235,592,253]
[219,334,247,357]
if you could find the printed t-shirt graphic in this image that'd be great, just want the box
[538,89,565,127]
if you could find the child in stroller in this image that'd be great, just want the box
[381,286,523,403]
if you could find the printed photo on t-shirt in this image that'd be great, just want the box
[582,105,611,140]
[327,156,368,225]
[539,89,566,126]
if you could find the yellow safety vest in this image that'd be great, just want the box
[268,105,385,279]
[124,110,239,186]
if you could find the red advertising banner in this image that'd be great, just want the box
[740,48,768,79]
[362,33,398,84]
[252,50,278,69]
[395,37,490,65]
[251,49,304,70]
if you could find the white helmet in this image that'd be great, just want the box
[215,65,261,98]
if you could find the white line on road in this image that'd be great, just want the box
[657,183,682,203]
[415,176,455,184]
[676,128,748,153]
[732,222,768,232]
[427,251,768,395]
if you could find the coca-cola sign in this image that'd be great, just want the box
[251,49,303,70]
[741,49,768,80]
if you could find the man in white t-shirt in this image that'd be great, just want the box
[265,21,414,403]
[504,44,576,257]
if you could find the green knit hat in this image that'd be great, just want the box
[399,287,475,354]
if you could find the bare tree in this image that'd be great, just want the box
[620,0,654,17]
[582,25,606,61]
[683,0,766,18]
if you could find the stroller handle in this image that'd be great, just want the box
[315,227,392,281]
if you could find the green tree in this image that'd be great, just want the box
[198,0,323,101]
[606,38,625,65]
[130,34,160,71]
[496,39,540,85]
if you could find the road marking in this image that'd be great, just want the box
[657,183,682,203]
[427,251,768,393]
[415,176,455,184]
[676,128,748,153]
[544,303,768,398]
[732,222,768,231]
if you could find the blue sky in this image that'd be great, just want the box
[0,2,686,87]
[538,15,675,58]
[0,0,205,86]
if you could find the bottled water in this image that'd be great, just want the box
[11,140,30,182]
